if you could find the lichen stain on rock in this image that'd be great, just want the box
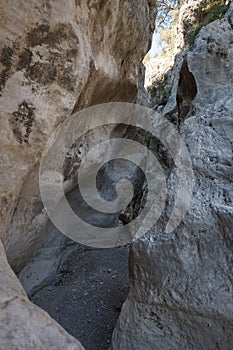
[11,101,35,144]
[24,23,79,89]
[26,23,78,48]
[1,23,79,92]
[0,45,14,93]
[26,62,57,86]
[16,48,33,71]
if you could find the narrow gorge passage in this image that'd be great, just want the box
[29,183,130,350]
[1,1,232,349]
[31,238,128,350]
[29,157,134,349]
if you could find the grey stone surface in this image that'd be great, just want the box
[0,239,85,350]
[18,220,66,296]
[112,3,233,350]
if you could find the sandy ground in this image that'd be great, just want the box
[31,242,129,350]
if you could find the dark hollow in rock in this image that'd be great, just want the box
[11,100,35,144]
[176,58,197,125]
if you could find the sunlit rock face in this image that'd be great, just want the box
[145,0,228,107]
[0,0,151,271]
[112,3,233,350]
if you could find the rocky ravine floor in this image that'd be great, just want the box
[30,242,129,350]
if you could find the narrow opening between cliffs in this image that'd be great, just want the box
[29,220,129,349]
[26,124,149,348]
[17,3,178,348]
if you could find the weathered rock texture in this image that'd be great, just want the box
[0,239,84,350]
[0,0,152,348]
[145,0,229,108]
[112,2,233,349]
[0,0,151,271]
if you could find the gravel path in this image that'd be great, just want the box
[31,242,129,350]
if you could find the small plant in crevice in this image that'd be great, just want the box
[147,74,171,106]
[188,3,229,45]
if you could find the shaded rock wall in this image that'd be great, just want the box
[0,0,151,271]
[0,239,84,350]
[112,2,233,349]
[0,2,152,348]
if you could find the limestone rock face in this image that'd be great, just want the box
[0,0,151,271]
[0,2,153,347]
[0,239,84,350]
[145,0,228,108]
[112,4,233,350]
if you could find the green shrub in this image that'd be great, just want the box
[188,24,205,45]
[188,3,229,45]
[148,77,170,105]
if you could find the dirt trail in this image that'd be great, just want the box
[31,243,129,350]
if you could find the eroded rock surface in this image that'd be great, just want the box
[0,239,84,350]
[112,3,233,350]
[0,0,152,348]
[0,0,151,271]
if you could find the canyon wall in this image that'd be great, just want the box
[0,0,152,271]
[0,1,152,348]
[112,1,233,349]
[1,0,232,349]
[0,240,84,350]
